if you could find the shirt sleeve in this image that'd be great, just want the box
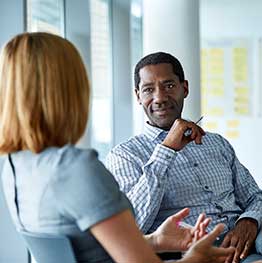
[50,149,132,232]
[221,136,262,229]
[106,143,177,233]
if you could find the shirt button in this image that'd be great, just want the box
[166,155,171,159]
[214,203,223,210]
[204,185,209,190]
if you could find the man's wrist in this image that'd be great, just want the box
[236,217,258,228]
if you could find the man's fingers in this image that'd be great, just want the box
[232,240,244,263]
[240,241,252,259]
[195,129,203,144]
[199,126,206,135]
[213,246,235,257]
[217,256,232,263]
[221,232,231,248]
[229,236,239,248]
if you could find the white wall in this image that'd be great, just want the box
[142,0,201,128]
[201,0,262,38]
[200,0,262,186]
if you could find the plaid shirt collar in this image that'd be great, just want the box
[144,122,169,141]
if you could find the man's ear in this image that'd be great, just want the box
[135,88,142,104]
[183,80,189,98]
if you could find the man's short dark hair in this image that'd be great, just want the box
[134,52,185,90]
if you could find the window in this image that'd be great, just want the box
[89,0,112,161]
[26,0,65,36]
[131,0,143,135]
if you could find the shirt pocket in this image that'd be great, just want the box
[198,147,234,194]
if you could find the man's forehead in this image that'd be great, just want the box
[139,63,179,82]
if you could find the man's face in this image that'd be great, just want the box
[135,63,188,130]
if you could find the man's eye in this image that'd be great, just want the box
[143,88,153,93]
[166,83,175,89]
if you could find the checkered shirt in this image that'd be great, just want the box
[106,123,262,234]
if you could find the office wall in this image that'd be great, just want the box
[200,0,262,186]
[142,0,201,131]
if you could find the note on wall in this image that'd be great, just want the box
[201,39,253,119]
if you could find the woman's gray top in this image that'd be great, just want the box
[2,145,133,262]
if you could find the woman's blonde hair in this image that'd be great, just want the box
[0,32,90,153]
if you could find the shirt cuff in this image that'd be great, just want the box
[148,144,177,166]
[235,211,261,231]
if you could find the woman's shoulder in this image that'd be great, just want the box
[8,145,102,180]
[52,145,99,168]
[28,145,100,172]
[47,145,112,186]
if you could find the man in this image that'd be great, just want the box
[106,52,262,263]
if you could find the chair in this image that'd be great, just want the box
[19,230,77,263]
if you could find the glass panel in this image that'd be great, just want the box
[131,0,143,135]
[26,0,65,36]
[131,0,143,68]
[90,0,112,161]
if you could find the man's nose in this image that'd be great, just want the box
[153,87,168,104]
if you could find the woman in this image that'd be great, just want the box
[0,32,234,263]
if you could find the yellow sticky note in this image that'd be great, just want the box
[204,121,218,131]
[208,87,224,96]
[225,130,240,139]
[233,47,247,56]
[235,87,248,95]
[209,48,224,57]
[209,78,224,87]
[201,49,208,57]
[234,97,249,104]
[227,120,240,129]
[234,107,249,115]
[209,65,224,75]
[207,107,224,116]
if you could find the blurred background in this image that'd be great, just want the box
[0,0,262,261]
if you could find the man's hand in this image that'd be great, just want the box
[162,118,206,151]
[181,224,235,263]
[221,218,258,263]
[148,208,210,252]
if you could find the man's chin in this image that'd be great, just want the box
[150,120,173,130]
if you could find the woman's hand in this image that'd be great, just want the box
[180,224,235,263]
[147,208,210,252]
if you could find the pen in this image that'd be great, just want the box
[184,116,204,137]
[178,221,220,240]
[195,116,204,125]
